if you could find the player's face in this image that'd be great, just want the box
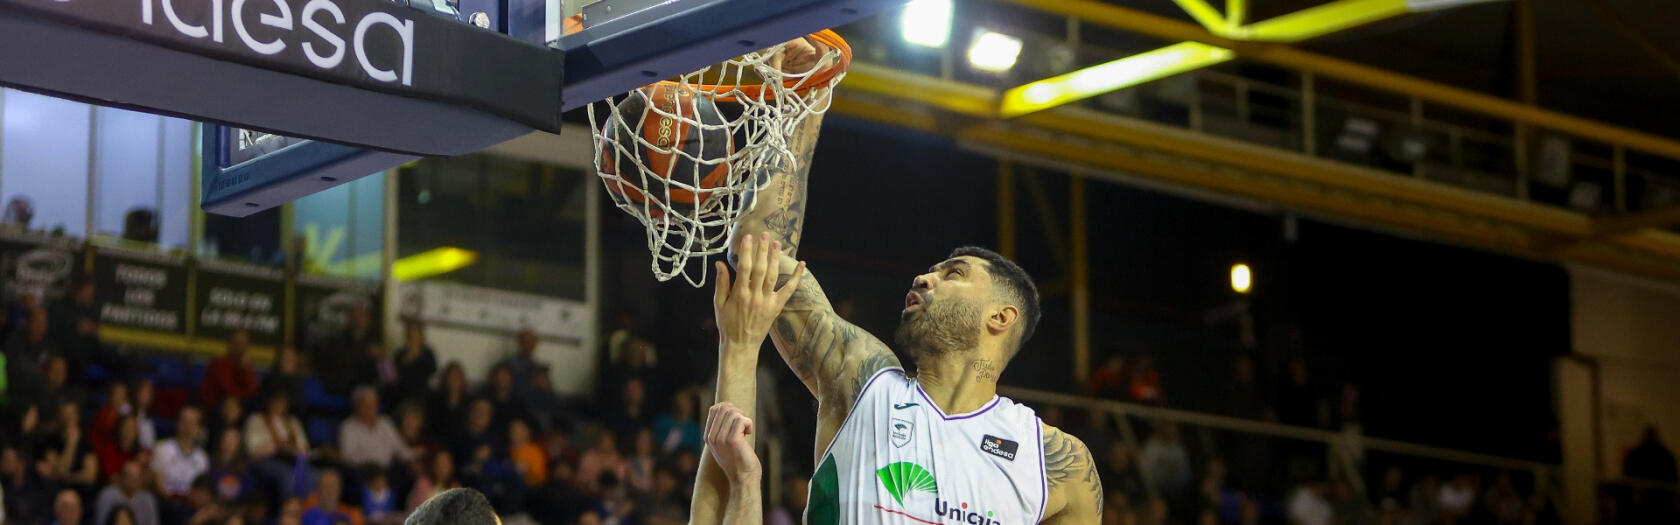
[895,256,994,359]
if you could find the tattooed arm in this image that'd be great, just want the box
[1041,423,1103,524]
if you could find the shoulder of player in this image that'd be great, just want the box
[1040,422,1097,486]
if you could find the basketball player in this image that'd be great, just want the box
[711,39,1104,524]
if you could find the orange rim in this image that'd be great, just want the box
[651,29,851,103]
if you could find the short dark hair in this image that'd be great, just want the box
[406,488,498,525]
[948,246,1041,356]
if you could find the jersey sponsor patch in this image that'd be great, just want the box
[979,435,1018,461]
[890,417,915,448]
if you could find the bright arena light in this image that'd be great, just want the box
[967,29,1024,73]
[1230,263,1253,294]
[901,0,954,48]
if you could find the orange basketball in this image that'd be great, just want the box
[599,85,734,210]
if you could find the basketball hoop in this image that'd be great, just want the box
[587,30,851,287]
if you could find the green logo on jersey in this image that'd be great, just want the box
[876,462,938,505]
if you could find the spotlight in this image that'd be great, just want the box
[967,29,1024,73]
[901,0,954,48]
[1230,263,1252,294]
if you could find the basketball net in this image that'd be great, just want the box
[587,31,850,287]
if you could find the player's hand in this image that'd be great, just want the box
[771,36,827,74]
[704,402,761,484]
[714,232,806,348]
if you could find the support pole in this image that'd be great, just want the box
[1071,176,1091,382]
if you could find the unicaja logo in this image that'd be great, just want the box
[131,0,416,85]
[934,500,1003,525]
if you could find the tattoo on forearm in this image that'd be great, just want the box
[1043,427,1103,517]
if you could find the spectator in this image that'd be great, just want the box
[574,433,627,494]
[1126,353,1162,405]
[105,506,138,525]
[4,445,52,523]
[40,401,101,492]
[315,304,377,398]
[501,329,547,397]
[339,387,411,469]
[3,307,57,376]
[406,451,460,513]
[1286,481,1331,525]
[530,459,590,525]
[390,321,437,404]
[425,363,469,441]
[94,415,144,480]
[626,428,657,495]
[448,399,501,478]
[301,468,364,525]
[603,379,651,439]
[1439,473,1477,522]
[276,497,305,525]
[22,356,82,436]
[1328,480,1372,525]
[395,403,439,464]
[89,382,131,454]
[1624,425,1679,482]
[366,341,397,391]
[201,330,259,410]
[46,280,100,377]
[359,466,397,525]
[1483,470,1525,524]
[598,336,655,409]
[208,428,255,504]
[1101,441,1147,508]
[151,406,209,499]
[204,397,245,454]
[766,476,809,525]
[640,468,686,525]
[1409,474,1443,524]
[652,389,702,455]
[258,346,307,419]
[52,488,83,525]
[94,461,160,525]
[1138,420,1192,502]
[506,419,547,487]
[594,472,637,525]
[480,365,528,431]
[1088,353,1127,399]
[245,391,309,502]
[131,380,156,449]
[522,366,571,436]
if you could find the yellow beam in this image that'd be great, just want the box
[999,0,1680,162]
[1232,0,1408,42]
[1172,0,1229,33]
[1000,42,1234,117]
[1225,0,1246,29]
[391,247,478,281]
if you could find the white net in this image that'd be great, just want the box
[587,32,848,287]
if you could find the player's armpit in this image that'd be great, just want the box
[767,266,901,404]
[1041,423,1103,525]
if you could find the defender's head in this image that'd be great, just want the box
[405,488,500,525]
[895,247,1040,364]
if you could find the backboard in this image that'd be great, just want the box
[0,0,908,215]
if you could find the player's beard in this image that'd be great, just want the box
[895,295,982,362]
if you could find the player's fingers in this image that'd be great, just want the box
[713,261,731,306]
[743,416,754,437]
[736,236,754,296]
[704,402,725,439]
[775,261,808,304]
[750,233,770,294]
[762,241,781,294]
[725,411,748,443]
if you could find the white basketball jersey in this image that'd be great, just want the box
[805,368,1047,525]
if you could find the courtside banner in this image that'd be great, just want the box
[0,0,563,154]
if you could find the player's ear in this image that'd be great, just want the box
[987,304,1019,335]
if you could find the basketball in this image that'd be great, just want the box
[599,84,734,210]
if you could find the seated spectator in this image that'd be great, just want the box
[131,380,156,449]
[522,366,572,436]
[1409,474,1444,524]
[1483,470,1525,524]
[3,445,52,523]
[1088,353,1128,399]
[21,356,82,437]
[405,451,461,513]
[529,459,589,525]
[500,329,547,397]
[94,461,160,525]
[95,415,145,480]
[315,305,377,398]
[359,465,398,525]
[52,488,84,525]
[425,363,469,442]
[652,389,702,455]
[603,379,651,439]
[1439,473,1477,522]
[507,419,547,487]
[151,406,209,499]
[395,403,439,465]
[89,382,130,450]
[390,320,437,404]
[1126,352,1162,405]
[448,400,501,475]
[301,468,364,525]
[3,307,57,376]
[1101,441,1147,508]
[105,506,138,525]
[209,428,255,504]
[639,468,686,525]
[201,330,259,410]
[1139,420,1191,502]
[479,365,527,432]
[204,397,245,455]
[245,392,309,502]
[258,346,307,419]
[39,401,100,492]
[574,433,627,494]
[626,428,657,495]
[597,336,655,409]
[367,342,397,391]
[1287,481,1332,525]
[339,387,411,470]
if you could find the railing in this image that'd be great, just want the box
[1000,386,1566,517]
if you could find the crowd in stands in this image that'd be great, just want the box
[1,283,723,525]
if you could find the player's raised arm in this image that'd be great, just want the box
[1041,423,1104,524]
[729,39,903,413]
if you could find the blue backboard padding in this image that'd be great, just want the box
[560,0,911,110]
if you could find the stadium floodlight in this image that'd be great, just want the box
[967,29,1024,73]
[1231,263,1253,294]
[901,0,954,48]
[1001,42,1233,117]
[392,247,478,281]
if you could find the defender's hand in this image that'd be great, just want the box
[714,232,806,347]
[770,37,828,74]
[704,402,761,483]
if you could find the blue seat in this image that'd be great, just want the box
[302,377,349,413]
[149,358,191,388]
[306,417,338,447]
